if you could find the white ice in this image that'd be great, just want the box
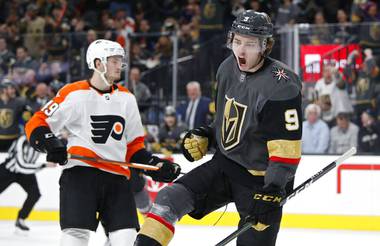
[0,221,379,246]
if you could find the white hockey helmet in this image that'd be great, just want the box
[86,39,125,70]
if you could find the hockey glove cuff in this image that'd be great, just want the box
[145,156,181,183]
[45,136,68,166]
[29,126,68,165]
[246,185,285,231]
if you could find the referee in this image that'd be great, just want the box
[0,135,54,233]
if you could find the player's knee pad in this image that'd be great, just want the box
[60,228,90,246]
[134,188,152,214]
[151,183,195,224]
[109,228,137,246]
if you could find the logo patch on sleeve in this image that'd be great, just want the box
[272,66,289,82]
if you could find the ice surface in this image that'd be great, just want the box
[0,221,379,246]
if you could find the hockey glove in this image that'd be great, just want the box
[181,126,213,162]
[246,185,285,231]
[45,136,68,166]
[145,156,181,183]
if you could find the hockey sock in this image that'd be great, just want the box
[109,228,137,246]
[60,228,90,246]
[137,213,175,246]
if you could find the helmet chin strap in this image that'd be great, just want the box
[94,63,112,87]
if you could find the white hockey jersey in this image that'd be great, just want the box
[25,80,146,177]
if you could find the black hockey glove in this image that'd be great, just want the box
[181,126,213,162]
[245,185,285,231]
[45,136,68,166]
[145,156,181,183]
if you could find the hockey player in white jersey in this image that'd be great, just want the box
[25,39,181,246]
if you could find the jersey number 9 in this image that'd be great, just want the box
[41,100,59,117]
[285,109,299,131]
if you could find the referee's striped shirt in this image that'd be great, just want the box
[1,135,42,174]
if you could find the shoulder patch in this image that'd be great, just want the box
[272,65,289,82]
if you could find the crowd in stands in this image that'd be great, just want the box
[0,0,380,155]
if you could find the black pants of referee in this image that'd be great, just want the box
[0,164,41,220]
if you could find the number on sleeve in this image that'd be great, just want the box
[41,100,59,117]
[285,109,299,131]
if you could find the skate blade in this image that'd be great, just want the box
[14,227,29,236]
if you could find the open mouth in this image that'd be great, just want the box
[238,57,246,66]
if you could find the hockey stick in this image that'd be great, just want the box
[68,154,160,171]
[215,147,357,246]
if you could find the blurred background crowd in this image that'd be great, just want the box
[0,0,379,156]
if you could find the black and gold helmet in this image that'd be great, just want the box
[231,10,273,38]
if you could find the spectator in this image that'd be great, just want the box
[333,9,354,44]
[358,109,380,153]
[12,46,38,71]
[128,67,152,122]
[157,105,187,153]
[178,23,195,57]
[351,49,377,121]
[20,3,45,58]
[0,81,30,151]
[363,2,380,22]
[315,63,353,125]
[329,112,359,154]
[27,82,49,112]
[275,0,300,27]
[0,37,15,77]
[129,42,151,71]
[154,35,172,65]
[48,80,64,98]
[302,103,330,154]
[177,81,212,129]
[136,19,156,52]
[310,11,332,44]
[246,0,270,13]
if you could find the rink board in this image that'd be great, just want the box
[0,153,380,231]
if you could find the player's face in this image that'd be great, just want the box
[106,56,124,81]
[232,34,262,72]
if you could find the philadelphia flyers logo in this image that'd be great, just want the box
[90,115,125,144]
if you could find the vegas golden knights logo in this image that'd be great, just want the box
[222,96,247,150]
[0,109,13,129]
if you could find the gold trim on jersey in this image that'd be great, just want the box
[0,134,19,140]
[267,139,301,159]
[248,170,266,176]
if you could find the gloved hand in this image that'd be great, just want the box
[45,137,68,165]
[181,126,213,162]
[145,156,181,183]
[246,185,285,231]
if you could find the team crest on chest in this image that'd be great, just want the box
[221,96,247,150]
[0,109,13,129]
[272,66,289,82]
[90,115,125,144]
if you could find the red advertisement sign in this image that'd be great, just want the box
[300,44,362,82]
